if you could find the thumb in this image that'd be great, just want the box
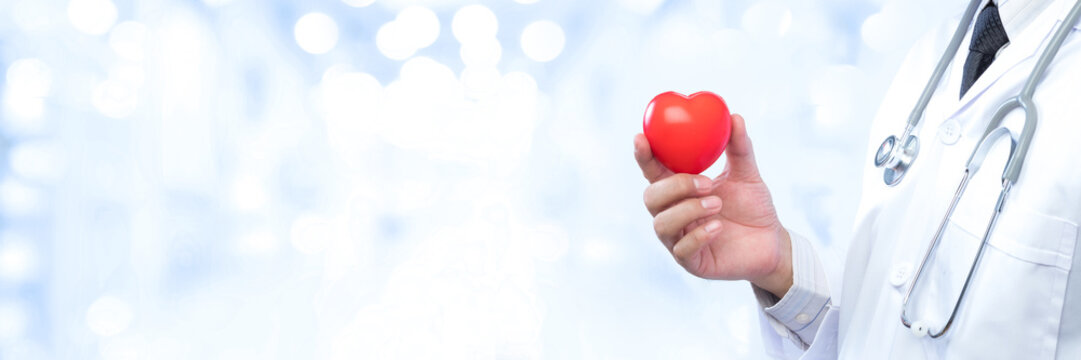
[724,114,760,180]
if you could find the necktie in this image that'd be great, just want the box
[960,2,1010,98]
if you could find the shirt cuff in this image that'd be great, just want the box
[753,230,832,349]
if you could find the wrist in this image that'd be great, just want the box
[752,227,793,298]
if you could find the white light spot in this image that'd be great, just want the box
[809,65,862,129]
[109,63,145,88]
[376,6,441,60]
[320,69,384,150]
[0,234,38,283]
[515,0,540,3]
[99,335,145,360]
[294,12,339,55]
[779,9,793,35]
[398,56,460,96]
[582,237,617,263]
[0,302,28,341]
[158,13,205,109]
[290,215,334,254]
[109,21,148,62]
[202,0,235,7]
[67,0,118,35]
[461,66,502,98]
[143,337,189,360]
[619,0,665,14]
[230,175,267,211]
[2,95,44,120]
[501,72,538,98]
[452,5,498,44]
[3,59,51,122]
[741,1,793,38]
[6,59,52,98]
[459,37,502,67]
[12,0,57,33]
[527,224,569,262]
[0,178,41,216]
[861,12,897,53]
[343,0,375,7]
[396,6,440,50]
[649,15,709,65]
[520,20,565,62]
[93,79,139,119]
[320,68,384,116]
[376,22,415,60]
[9,141,65,182]
[86,296,134,337]
[378,57,465,151]
[711,29,752,67]
[235,230,279,256]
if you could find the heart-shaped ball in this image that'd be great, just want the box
[642,91,732,174]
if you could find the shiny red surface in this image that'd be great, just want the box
[642,91,732,174]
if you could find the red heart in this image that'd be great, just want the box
[642,91,732,174]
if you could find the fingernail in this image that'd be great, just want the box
[701,196,721,210]
[704,220,721,233]
[694,177,710,192]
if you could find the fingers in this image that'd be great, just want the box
[672,220,723,266]
[653,196,723,250]
[644,173,713,216]
[724,114,761,180]
[634,133,672,183]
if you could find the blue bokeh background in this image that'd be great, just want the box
[0,0,963,358]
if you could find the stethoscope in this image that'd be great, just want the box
[872,0,1081,338]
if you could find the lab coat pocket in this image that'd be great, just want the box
[940,207,1079,359]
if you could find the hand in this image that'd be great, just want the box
[635,114,793,298]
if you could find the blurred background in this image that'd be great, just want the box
[0,0,965,358]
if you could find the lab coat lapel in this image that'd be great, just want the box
[944,0,1068,119]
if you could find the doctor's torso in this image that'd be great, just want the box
[835,0,1081,358]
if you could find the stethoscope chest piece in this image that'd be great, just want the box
[874,134,920,186]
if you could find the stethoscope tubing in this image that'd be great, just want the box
[904,0,985,132]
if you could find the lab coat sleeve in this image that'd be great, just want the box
[752,231,834,357]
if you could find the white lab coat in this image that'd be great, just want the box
[759,0,1081,358]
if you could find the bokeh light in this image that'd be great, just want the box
[5,59,52,98]
[86,296,134,337]
[520,20,565,62]
[0,233,38,283]
[290,215,335,254]
[294,12,339,54]
[453,5,498,43]
[2,58,51,123]
[0,302,29,342]
[8,140,65,183]
[0,178,41,217]
[67,0,117,35]
[376,6,440,60]
[396,6,440,49]
[234,229,280,257]
[92,78,140,118]
[741,1,793,38]
[108,21,148,62]
[619,0,666,15]
[0,0,964,358]
[342,0,375,7]
[202,0,236,7]
[460,37,502,67]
